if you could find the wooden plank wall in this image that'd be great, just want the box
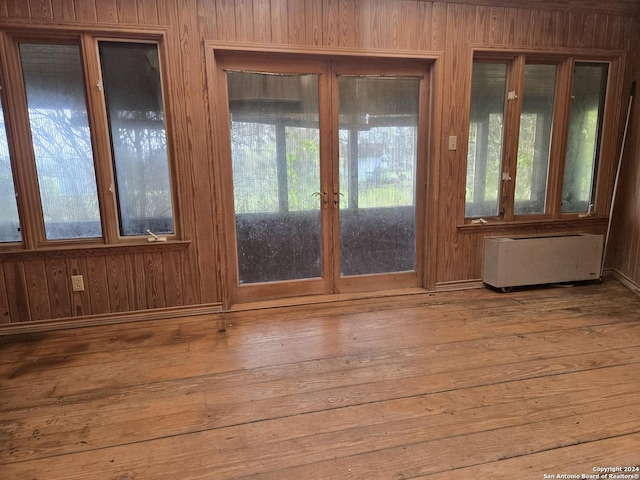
[0,0,217,324]
[0,0,638,326]
[610,48,640,289]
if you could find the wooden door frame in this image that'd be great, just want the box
[329,59,433,294]
[205,43,442,308]
[208,52,332,307]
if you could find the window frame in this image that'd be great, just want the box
[464,48,624,226]
[0,27,180,251]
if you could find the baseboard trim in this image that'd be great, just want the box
[612,269,640,297]
[5,270,633,335]
[0,303,223,335]
[435,279,485,292]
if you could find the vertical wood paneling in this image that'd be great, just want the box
[116,0,138,23]
[431,2,447,50]
[323,0,338,46]
[554,10,569,47]
[488,6,505,45]
[4,262,30,322]
[85,256,110,315]
[605,16,623,50]
[174,0,215,305]
[580,13,596,48]
[66,258,90,317]
[592,14,608,49]
[162,250,184,306]
[1,0,639,327]
[136,0,158,25]
[567,11,584,47]
[106,255,130,312]
[504,7,518,45]
[366,0,384,49]
[611,50,640,286]
[305,0,323,46]
[7,0,30,18]
[438,3,477,282]
[73,0,97,22]
[475,5,506,46]
[95,0,118,23]
[380,0,397,49]
[622,16,638,51]
[516,8,532,45]
[235,0,255,42]
[338,0,356,47]
[214,0,237,41]
[399,0,419,50]
[51,0,75,21]
[531,10,555,47]
[125,253,147,311]
[475,5,491,44]
[28,0,53,19]
[0,263,9,324]
[252,0,271,43]
[144,252,166,308]
[287,0,304,44]
[45,258,72,319]
[24,261,51,321]
[197,0,217,38]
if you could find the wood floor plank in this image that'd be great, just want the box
[2,361,639,463]
[1,289,634,388]
[421,432,640,479]
[2,318,639,413]
[2,384,639,478]
[0,280,639,479]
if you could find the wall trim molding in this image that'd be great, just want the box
[435,279,485,291]
[612,269,640,297]
[207,40,444,59]
[0,303,223,336]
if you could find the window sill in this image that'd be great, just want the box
[457,215,608,233]
[0,240,191,261]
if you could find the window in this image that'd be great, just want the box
[466,62,507,218]
[465,54,611,222]
[1,33,174,246]
[99,42,174,236]
[514,64,556,215]
[0,95,21,243]
[20,43,102,240]
[562,63,608,213]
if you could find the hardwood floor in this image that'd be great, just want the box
[1,280,639,479]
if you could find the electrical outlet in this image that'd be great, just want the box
[71,275,85,292]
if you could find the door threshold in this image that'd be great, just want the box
[226,287,430,312]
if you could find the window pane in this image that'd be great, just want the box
[20,44,102,240]
[514,64,556,215]
[338,76,419,276]
[0,98,21,242]
[562,63,608,213]
[466,63,506,218]
[228,72,322,283]
[99,42,174,236]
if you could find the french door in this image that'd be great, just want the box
[213,53,430,305]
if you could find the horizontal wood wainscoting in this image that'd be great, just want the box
[1,280,639,478]
[0,0,638,328]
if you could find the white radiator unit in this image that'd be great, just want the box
[483,233,604,289]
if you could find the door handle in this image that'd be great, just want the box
[332,184,344,209]
[312,184,329,208]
